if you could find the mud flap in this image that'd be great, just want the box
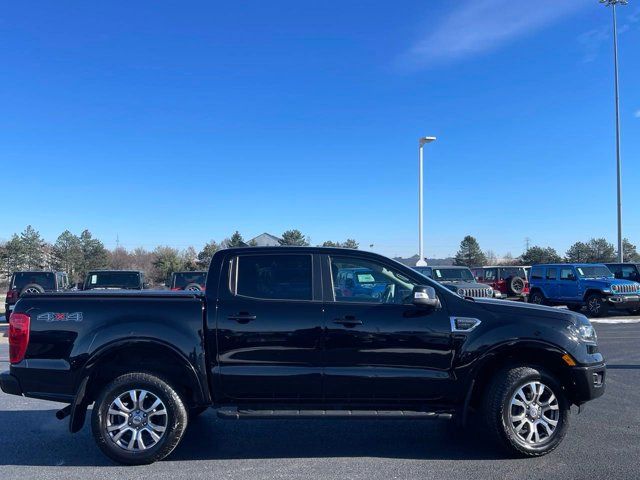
[69,376,90,433]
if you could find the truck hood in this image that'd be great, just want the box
[581,278,637,288]
[473,297,579,324]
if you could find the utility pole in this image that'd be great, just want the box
[416,136,436,267]
[600,0,627,262]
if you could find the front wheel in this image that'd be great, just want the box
[484,366,569,457]
[91,372,188,465]
[586,294,609,318]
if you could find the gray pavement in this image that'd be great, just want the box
[0,323,638,480]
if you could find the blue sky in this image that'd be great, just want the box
[1,0,639,259]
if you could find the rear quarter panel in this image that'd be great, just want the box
[11,294,206,402]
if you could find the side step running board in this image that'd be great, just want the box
[217,408,453,420]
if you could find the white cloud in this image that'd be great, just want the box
[400,0,587,69]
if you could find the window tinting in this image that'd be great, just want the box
[235,254,312,300]
[546,268,558,280]
[12,272,55,290]
[530,267,543,280]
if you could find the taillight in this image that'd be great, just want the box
[9,312,30,364]
[6,290,17,302]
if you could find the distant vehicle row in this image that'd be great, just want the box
[4,269,207,317]
[412,262,640,318]
[528,263,640,317]
[413,265,529,301]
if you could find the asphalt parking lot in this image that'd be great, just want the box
[1,319,639,480]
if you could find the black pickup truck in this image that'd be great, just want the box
[1,247,605,465]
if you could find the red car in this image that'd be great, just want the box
[471,266,529,301]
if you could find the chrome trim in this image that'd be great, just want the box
[450,316,482,332]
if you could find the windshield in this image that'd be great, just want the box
[85,272,141,289]
[172,272,207,288]
[433,268,474,282]
[576,266,613,279]
[500,267,526,279]
[412,267,432,278]
[12,272,55,290]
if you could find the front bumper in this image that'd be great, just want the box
[607,294,640,306]
[0,371,23,396]
[569,363,606,405]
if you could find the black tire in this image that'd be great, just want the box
[91,372,188,465]
[484,366,570,457]
[529,290,546,306]
[506,277,525,296]
[184,283,202,292]
[20,283,44,295]
[585,294,609,318]
[567,305,583,313]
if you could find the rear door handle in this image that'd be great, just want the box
[228,313,257,324]
[333,316,363,327]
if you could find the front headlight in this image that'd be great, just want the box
[571,316,597,343]
[611,284,619,293]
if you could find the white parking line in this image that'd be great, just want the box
[590,318,640,324]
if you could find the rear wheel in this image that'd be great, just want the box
[586,294,609,318]
[91,372,188,465]
[529,291,546,306]
[484,366,569,457]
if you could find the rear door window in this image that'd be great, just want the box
[530,267,543,280]
[546,268,558,280]
[231,254,312,301]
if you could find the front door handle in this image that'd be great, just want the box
[333,316,363,327]
[228,313,257,324]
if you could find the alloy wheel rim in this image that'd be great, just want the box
[24,287,40,294]
[106,389,168,451]
[508,381,560,446]
[588,297,601,313]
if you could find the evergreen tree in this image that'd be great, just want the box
[78,230,109,280]
[622,238,640,262]
[565,241,590,263]
[279,229,309,246]
[520,246,562,265]
[197,241,220,269]
[20,225,45,269]
[52,230,83,281]
[454,235,487,267]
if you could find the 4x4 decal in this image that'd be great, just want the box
[36,312,84,322]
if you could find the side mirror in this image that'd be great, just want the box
[412,285,441,309]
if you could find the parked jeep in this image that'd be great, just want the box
[83,270,148,291]
[413,266,495,298]
[471,266,530,301]
[529,263,640,317]
[605,263,640,282]
[167,271,207,291]
[4,271,70,318]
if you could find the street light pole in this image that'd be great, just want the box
[601,0,627,262]
[417,136,436,267]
